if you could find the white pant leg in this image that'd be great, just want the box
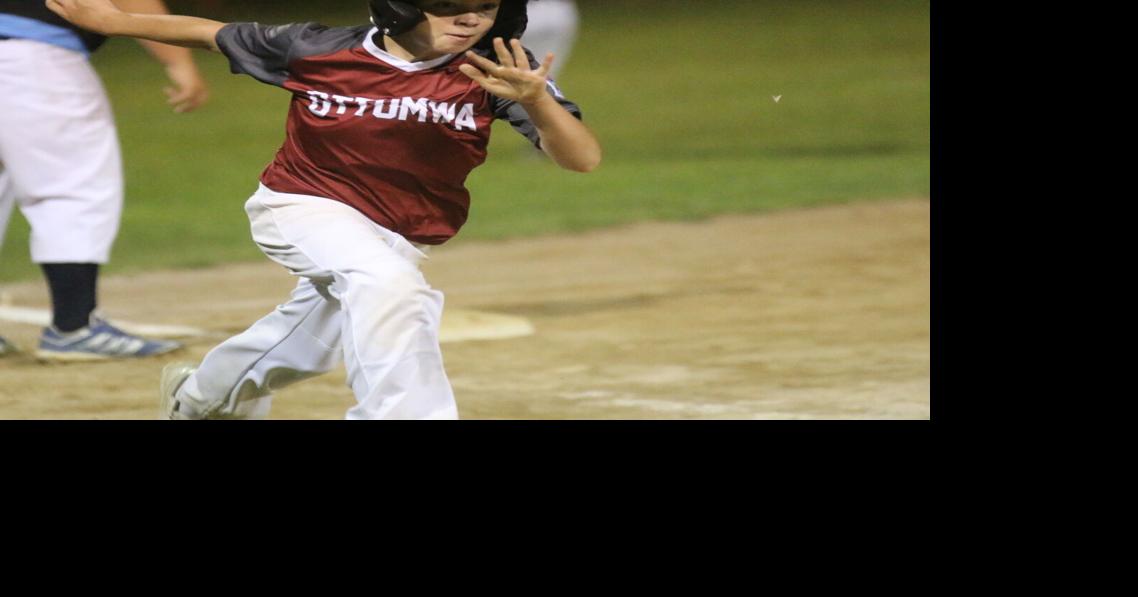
[0,40,123,264]
[522,0,580,79]
[180,185,457,420]
[175,276,344,419]
[336,250,455,421]
[0,170,15,251]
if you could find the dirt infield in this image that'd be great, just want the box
[0,199,930,419]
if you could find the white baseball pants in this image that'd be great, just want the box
[174,184,458,420]
[0,39,123,264]
[522,0,580,79]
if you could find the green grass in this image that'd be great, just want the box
[1,0,929,282]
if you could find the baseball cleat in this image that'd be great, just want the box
[35,316,183,361]
[160,363,245,420]
[159,361,198,420]
[0,334,19,357]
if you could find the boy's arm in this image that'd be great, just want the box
[462,38,602,173]
[111,1,211,112]
[46,0,226,52]
[514,93,601,173]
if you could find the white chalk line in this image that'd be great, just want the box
[0,305,208,338]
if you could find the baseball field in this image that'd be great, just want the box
[0,0,931,419]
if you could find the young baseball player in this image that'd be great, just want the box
[46,0,602,419]
[1,0,208,361]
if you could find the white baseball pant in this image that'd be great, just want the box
[522,0,580,79]
[0,39,123,264]
[173,184,458,420]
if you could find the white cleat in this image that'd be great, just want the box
[159,362,199,420]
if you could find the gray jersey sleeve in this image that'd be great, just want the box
[216,22,363,87]
[215,22,314,87]
[490,49,584,149]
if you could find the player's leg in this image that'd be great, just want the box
[0,40,178,359]
[166,185,457,420]
[0,173,14,356]
[164,276,344,419]
[250,185,457,420]
[0,42,19,247]
[0,41,122,275]
[1,44,19,355]
[162,187,357,420]
[1,49,25,355]
[334,254,455,420]
[0,169,15,252]
[521,0,580,80]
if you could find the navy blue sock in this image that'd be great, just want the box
[40,263,98,333]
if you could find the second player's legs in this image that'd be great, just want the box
[0,40,123,265]
[0,39,131,350]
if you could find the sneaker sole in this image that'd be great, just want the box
[35,345,182,362]
[35,350,121,362]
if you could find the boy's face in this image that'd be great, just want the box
[408,0,502,57]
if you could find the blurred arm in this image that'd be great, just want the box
[47,0,226,51]
[115,1,210,59]
[47,0,220,111]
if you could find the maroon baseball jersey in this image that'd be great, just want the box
[216,22,582,245]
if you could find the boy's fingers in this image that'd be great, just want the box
[509,39,529,70]
[537,52,555,78]
[464,50,499,73]
[458,64,490,85]
[492,37,514,68]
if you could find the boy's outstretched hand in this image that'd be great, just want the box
[460,38,555,106]
[45,0,122,35]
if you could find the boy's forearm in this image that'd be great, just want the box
[108,1,217,58]
[136,38,195,67]
[105,12,225,51]
[523,95,602,173]
[48,0,222,50]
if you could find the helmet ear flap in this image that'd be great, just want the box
[369,0,426,36]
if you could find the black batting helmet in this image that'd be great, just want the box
[368,1,530,51]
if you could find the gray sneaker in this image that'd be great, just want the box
[36,316,182,362]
